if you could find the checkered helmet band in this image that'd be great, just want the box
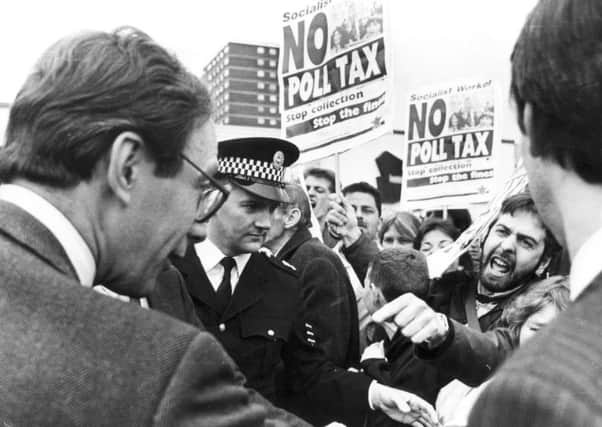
[218,156,285,184]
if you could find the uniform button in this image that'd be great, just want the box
[267,329,275,337]
[219,323,226,332]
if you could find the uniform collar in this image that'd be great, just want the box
[194,237,251,274]
[570,226,602,301]
[0,184,96,287]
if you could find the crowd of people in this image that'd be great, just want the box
[0,0,601,426]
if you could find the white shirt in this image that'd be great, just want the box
[0,184,95,286]
[194,238,251,294]
[570,225,602,300]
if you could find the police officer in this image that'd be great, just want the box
[171,137,438,427]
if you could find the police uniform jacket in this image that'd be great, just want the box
[172,243,373,425]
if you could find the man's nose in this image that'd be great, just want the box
[255,210,273,230]
[499,235,516,252]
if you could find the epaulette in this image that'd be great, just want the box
[259,248,298,276]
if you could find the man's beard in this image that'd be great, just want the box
[479,249,534,294]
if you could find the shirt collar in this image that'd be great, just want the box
[0,184,96,286]
[194,237,251,274]
[570,226,602,300]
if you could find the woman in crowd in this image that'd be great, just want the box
[379,211,421,250]
[436,275,570,426]
[414,217,473,273]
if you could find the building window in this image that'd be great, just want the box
[257,58,265,66]
[224,57,229,65]
[224,69,229,77]
[269,48,277,56]
[269,106,277,114]
[269,60,277,67]
[257,82,265,90]
[269,83,277,91]
[257,70,265,77]
[269,95,277,102]
[270,119,277,126]
[257,46,265,54]
[269,71,276,78]
[258,106,265,113]
[257,117,265,125]
[258,94,265,101]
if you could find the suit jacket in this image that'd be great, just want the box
[278,227,360,367]
[468,274,602,427]
[0,200,269,427]
[172,246,373,426]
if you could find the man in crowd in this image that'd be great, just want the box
[326,181,383,283]
[264,182,360,368]
[469,0,602,424]
[0,28,280,425]
[342,181,383,243]
[304,166,336,212]
[262,182,361,424]
[369,194,559,404]
[170,137,438,427]
[304,166,338,246]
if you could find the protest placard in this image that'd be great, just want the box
[401,79,501,210]
[280,0,392,161]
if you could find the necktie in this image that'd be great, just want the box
[215,257,236,315]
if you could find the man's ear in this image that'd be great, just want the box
[284,207,301,230]
[520,102,535,157]
[105,131,145,205]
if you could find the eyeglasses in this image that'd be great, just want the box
[180,153,230,222]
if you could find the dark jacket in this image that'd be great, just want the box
[0,200,270,426]
[150,262,312,427]
[341,232,380,283]
[171,245,373,426]
[469,275,602,427]
[278,227,360,367]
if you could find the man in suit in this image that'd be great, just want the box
[468,0,602,425]
[263,182,360,368]
[0,27,293,426]
[171,137,439,427]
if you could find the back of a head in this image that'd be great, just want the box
[369,247,430,301]
[342,181,382,216]
[511,0,602,183]
[2,27,211,187]
[284,182,312,229]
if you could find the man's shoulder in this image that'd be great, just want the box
[290,237,343,267]
[0,261,216,424]
[471,287,602,426]
[256,248,299,277]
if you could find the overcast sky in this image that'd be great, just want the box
[0,0,285,101]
